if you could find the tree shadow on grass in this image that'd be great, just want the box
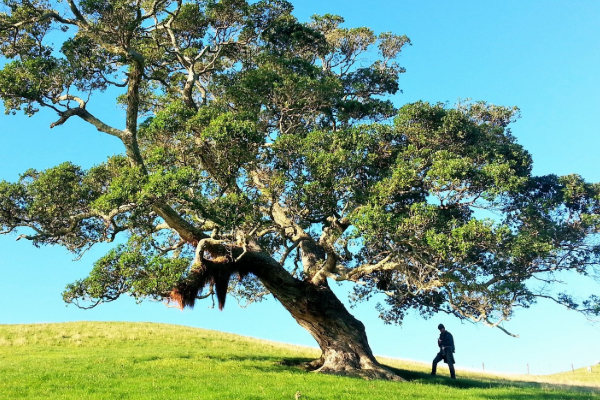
[207,356,314,367]
[276,357,316,368]
[200,355,598,398]
[204,356,317,376]
[205,354,285,363]
[384,364,599,398]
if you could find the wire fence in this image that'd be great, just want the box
[463,362,600,375]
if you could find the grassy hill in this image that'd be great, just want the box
[0,322,597,399]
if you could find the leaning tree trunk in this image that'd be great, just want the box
[244,253,403,381]
[281,281,400,380]
[174,250,402,379]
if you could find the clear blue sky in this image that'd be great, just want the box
[1,0,600,375]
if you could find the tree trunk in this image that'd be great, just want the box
[176,250,402,379]
[286,282,401,380]
[244,252,402,380]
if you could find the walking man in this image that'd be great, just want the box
[431,323,456,379]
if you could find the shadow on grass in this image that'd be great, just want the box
[205,354,284,363]
[384,364,599,397]
[206,354,598,397]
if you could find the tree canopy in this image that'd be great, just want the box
[1,0,599,378]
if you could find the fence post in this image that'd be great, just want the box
[572,364,574,373]
[482,362,484,371]
[527,364,529,375]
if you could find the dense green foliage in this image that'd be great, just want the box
[0,322,598,399]
[0,0,599,346]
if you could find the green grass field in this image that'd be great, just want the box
[0,322,597,399]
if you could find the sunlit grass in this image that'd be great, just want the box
[0,322,597,399]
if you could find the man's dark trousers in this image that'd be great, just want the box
[432,352,456,379]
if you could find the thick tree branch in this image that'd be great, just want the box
[279,238,307,265]
[65,0,89,26]
[125,60,143,135]
[482,319,518,338]
[337,255,395,282]
[50,107,123,138]
[152,203,208,245]
[142,0,169,20]
[0,11,78,30]
[311,215,352,284]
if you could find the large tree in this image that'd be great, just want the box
[1,0,599,379]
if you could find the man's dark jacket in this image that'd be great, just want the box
[438,331,456,364]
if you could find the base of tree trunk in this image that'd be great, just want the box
[316,365,404,381]
[303,356,404,381]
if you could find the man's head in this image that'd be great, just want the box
[438,323,445,332]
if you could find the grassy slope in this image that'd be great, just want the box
[0,322,597,400]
